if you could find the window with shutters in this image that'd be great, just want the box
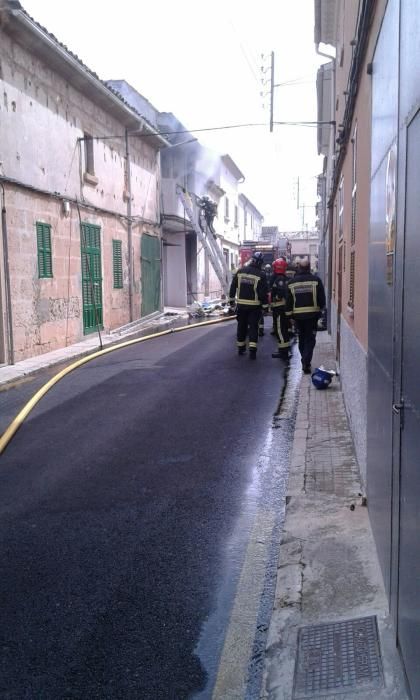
[112,239,123,288]
[224,197,230,221]
[351,124,357,246]
[83,132,99,186]
[349,251,355,308]
[36,222,53,278]
[338,177,344,240]
[84,133,95,175]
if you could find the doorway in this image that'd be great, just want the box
[336,244,343,361]
[396,108,420,695]
[186,233,197,305]
[141,233,161,317]
[80,223,103,334]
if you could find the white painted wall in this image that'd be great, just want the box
[0,31,160,222]
[289,236,319,269]
[218,163,240,247]
[238,196,264,242]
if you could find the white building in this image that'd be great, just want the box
[157,114,231,304]
[217,155,245,273]
[144,109,245,304]
[285,231,320,271]
[238,194,264,241]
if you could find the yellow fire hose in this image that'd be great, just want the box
[0,315,236,455]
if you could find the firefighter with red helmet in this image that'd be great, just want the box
[270,258,291,361]
[229,251,268,359]
[258,263,273,337]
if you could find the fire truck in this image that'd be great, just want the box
[238,240,290,267]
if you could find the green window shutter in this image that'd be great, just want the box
[113,239,123,288]
[80,222,103,333]
[36,222,53,278]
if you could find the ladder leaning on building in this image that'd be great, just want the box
[176,186,230,297]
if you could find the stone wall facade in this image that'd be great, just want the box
[0,18,162,362]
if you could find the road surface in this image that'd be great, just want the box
[0,322,298,699]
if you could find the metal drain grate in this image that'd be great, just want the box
[292,616,384,698]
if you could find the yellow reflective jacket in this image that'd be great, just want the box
[229,264,268,308]
[286,271,326,318]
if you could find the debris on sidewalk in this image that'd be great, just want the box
[187,298,229,318]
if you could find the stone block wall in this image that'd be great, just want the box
[3,186,161,361]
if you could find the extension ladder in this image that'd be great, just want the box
[177,186,230,296]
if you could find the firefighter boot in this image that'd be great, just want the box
[272,350,289,361]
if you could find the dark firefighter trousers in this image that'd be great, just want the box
[236,306,262,351]
[295,317,318,367]
[273,308,290,351]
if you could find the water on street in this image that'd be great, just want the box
[0,322,298,699]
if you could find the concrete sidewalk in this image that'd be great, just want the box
[261,333,408,700]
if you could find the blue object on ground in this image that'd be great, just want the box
[311,367,334,390]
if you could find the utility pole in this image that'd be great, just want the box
[269,51,275,132]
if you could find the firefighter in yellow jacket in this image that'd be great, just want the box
[286,257,326,373]
[229,252,268,359]
[270,258,291,361]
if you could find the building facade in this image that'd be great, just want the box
[238,193,264,242]
[0,1,167,364]
[285,231,320,270]
[158,116,234,304]
[218,155,245,274]
[315,0,372,486]
[260,227,292,262]
[108,84,248,306]
[315,0,420,695]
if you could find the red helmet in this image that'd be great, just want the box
[272,258,287,275]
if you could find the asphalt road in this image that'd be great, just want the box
[0,322,297,699]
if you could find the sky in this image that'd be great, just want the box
[22,0,327,231]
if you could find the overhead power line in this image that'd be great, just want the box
[79,120,335,143]
[228,16,262,88]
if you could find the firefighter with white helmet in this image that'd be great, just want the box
[286,257,326,373]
